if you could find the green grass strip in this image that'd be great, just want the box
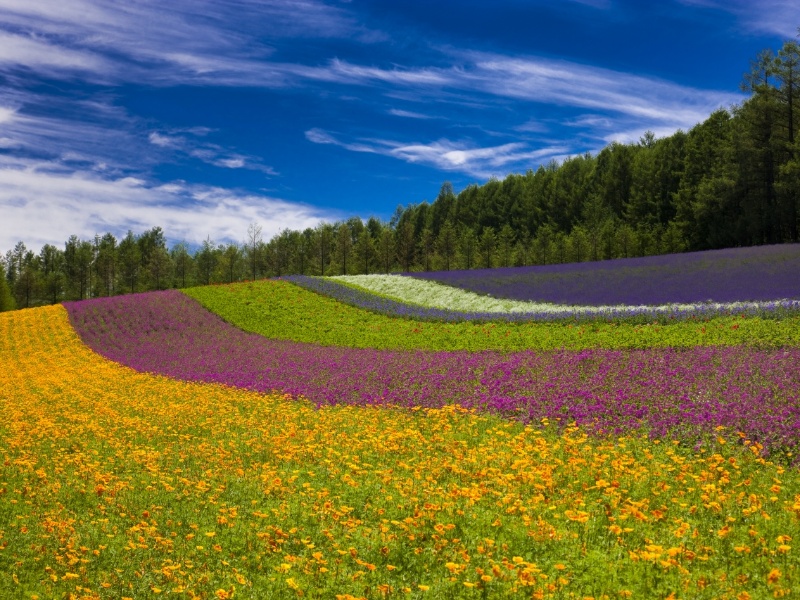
[184,280,800,350]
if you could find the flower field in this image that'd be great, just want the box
[408,244,800,306]
[5,252,800,599]
[184,280,800,349]
[324,274,800,321]
[66,290,800,458]
[3,305,800,599]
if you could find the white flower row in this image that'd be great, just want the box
[331,274,797,316]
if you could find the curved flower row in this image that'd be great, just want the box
[285,274,800,323]
[408,243,800,305]
[334,273,800,319]
[65,290,800,456]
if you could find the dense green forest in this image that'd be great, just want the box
[2,39,800,311]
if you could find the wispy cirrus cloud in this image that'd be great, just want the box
[305,128,568,178]
[677,0,800,38]
[0,155,338,250]
[0,91,152,173]
[147,130,278,175]
[0,85,277,180]
[388,108,439,119]
[0,30,112,79]
[0,0,376,85]
[0,0,741,132]
[315,52,741,130]
[303,51,740,171]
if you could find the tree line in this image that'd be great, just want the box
[2,37,800,311]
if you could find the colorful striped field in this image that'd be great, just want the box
[3,266,800,598]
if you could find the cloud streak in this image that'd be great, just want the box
[148,130,278,175]
[0,90,152,173]
[0,0,742,131]
[315,52,741,131]
[0,156,339,250]
[677,0,800,38]
[305,129,568,178]
[0,0,375,86]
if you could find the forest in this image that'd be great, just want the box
[2,39,800,311]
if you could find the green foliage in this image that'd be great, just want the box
[184,280,800,352]
[0,263,15,311]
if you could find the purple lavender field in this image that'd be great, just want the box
[65,290,800,456]
[409,244,800,305]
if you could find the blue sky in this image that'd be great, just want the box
[0,0,798,251]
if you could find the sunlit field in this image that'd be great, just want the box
[4,258,800,597]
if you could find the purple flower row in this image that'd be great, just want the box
[408,244,800,306]
[283,274,800,322]
[65,291,800,456]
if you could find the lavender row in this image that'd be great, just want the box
[408,244,800,306]
[283,274,800,322]
[65,291,800,456]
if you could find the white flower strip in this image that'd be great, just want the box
[331,274,797,316]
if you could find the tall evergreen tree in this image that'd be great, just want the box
[478,227,496,269]
[171,241,194,288]
[378,227,394,274]
[436,222,457,271]
[40,244,65,304]
[195,237,217,285]
[118,231,141,294]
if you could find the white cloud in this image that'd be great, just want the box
[305,129,568,178]
[0,0,744,136]
[602,125,689,145]
[321,59,451,86]
[0,30,111,77]
[0,0,377,85]
[215,157,246,169]
[388,108,437,119]
[565,114,614,129]
[148,129,278,175]
[461,52,741,126]
[514,119,549,133]
[0,157,339,250]
[0,91,151,172]
[305,128,339,145]
[301,51,742,138]
[148,132,178,148]
[677,0,800,38]
[0,106,16,123]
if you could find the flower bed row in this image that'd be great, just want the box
[408,243,800,305]
[65,290,800,457]
[328,273,800,321]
